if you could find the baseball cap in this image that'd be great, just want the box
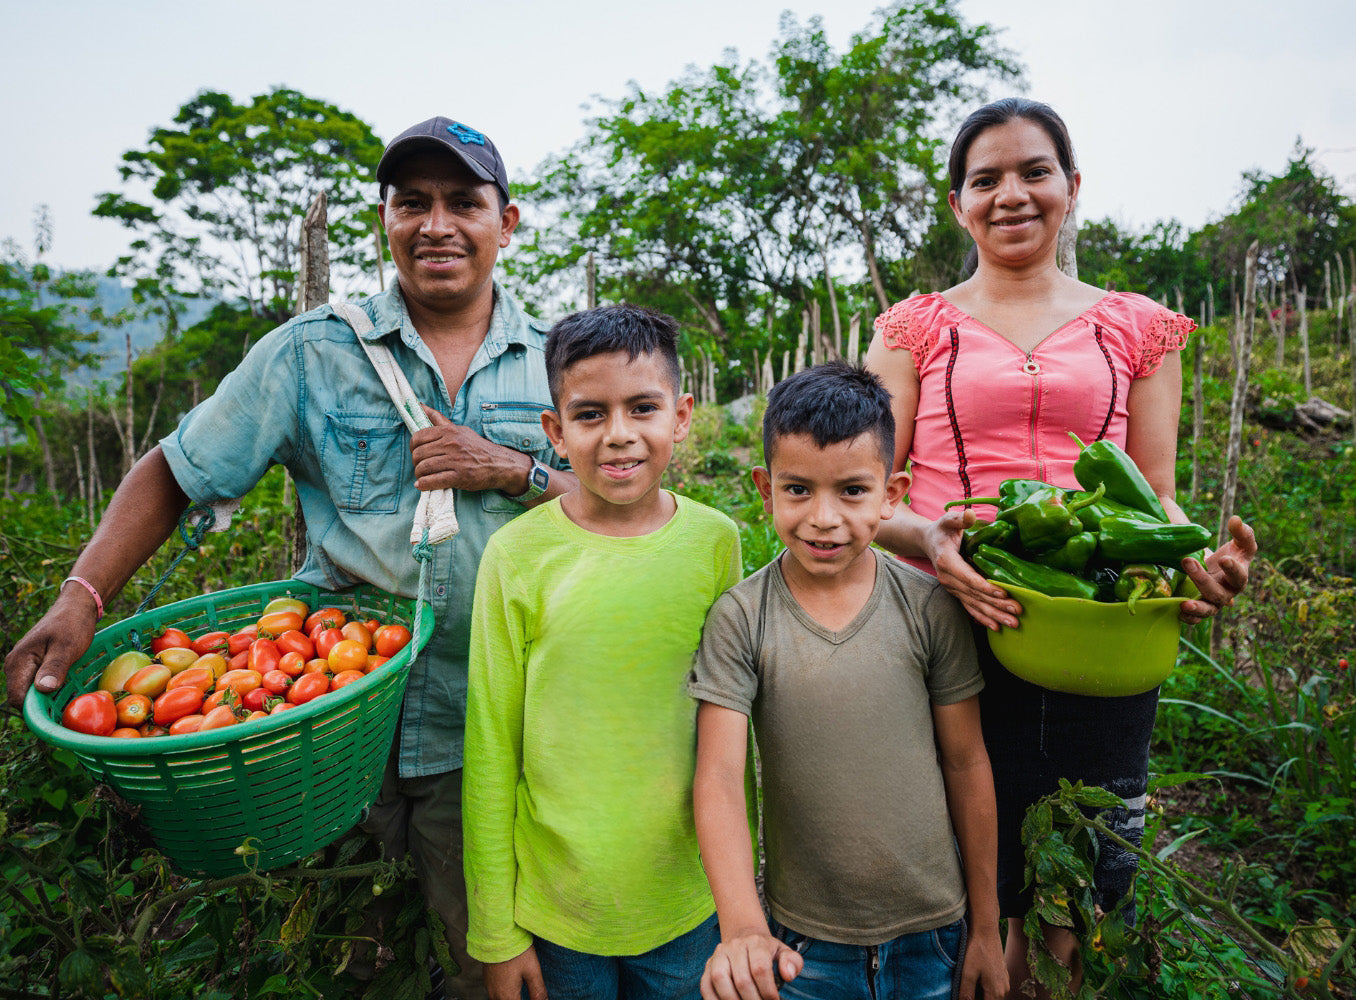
[376,117,511,205]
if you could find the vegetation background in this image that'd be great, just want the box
[2,2,1353,996]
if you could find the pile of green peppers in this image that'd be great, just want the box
[946,433,1211,613]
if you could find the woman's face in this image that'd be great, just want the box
[948,118,1079,270]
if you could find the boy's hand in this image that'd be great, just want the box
[700,932,802,1000]
[957,924,1007,1000]
[482,945,547,1000]
[926,509,1022,632]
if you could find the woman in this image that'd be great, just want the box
[865,97,1256,998]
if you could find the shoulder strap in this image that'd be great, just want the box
[332,302,432,436]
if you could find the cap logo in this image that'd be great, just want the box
[447,123,487,147]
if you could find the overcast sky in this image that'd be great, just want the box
[2,0,1353,274]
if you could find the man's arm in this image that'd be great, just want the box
[932,697,1008,1000]
[5,446,190,706]
[411,406,577,508]
[694,702,802,1000]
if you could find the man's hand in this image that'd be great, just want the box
[5,589,99,707]
[1179,515,1257,625]
[482,945,548,1000]
[410,405,532,495]
[956,924,1008,1000]
[700,931,803,1000]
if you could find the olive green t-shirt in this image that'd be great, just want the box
[688,551,982,945]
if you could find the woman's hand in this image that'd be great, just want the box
[1179,515,1257,625]
[926,509,1024,631]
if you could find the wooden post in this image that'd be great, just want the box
[373,220,386,291]
[1056,206,1078,278]
[1297,288,1311,397]
[587,252,596,310]
[846,311,862,364]
[1190,334,1204,504]
[289,192,331,574]
[794,317,808,374]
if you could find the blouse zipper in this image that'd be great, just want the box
[1023,351,1044,481]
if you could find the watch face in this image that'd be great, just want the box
[530,464,550,490]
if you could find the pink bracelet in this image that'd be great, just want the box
[62,576,104,620]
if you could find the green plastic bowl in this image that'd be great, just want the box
[984,581,1187,697]
[24,581,433,876]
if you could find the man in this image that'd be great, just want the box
[4,116,575,1000]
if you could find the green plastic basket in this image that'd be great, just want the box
[23,580,434,877]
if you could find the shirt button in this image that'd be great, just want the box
[435,585,447,597]
[521,437,532,448]
[357,439,367,450]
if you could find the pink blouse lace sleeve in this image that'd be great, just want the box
[873,298,940,373]
[1135,306,1196,377]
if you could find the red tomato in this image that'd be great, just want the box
[269,701,295,715]
[227,627,258,657]
[331,669,365,690]
[365,655,390,674]
[199,705,239,731]
[275,629,315,660]
[228,650,249,672]
[257,610,304,637]
[243,709,269,724]
[313,627,343,661]
[151,627,193,655]
[144,725,169,738]
[373,624,413,658]
[153,687,204,727]
[359,617,382,635]
[191,631,230,657]
[305,607,347,633]
[123,664,172,699]
[241,686,270,713]
[287,672,330,705]
[340,621,372,650]
[277,652,306,678]
[168,714,205,735]
[248,638,281,675]
[327,639,369,674]
[115,693,152,728]
[111,727,143,739]
[261,669,293,694]
[62,691,118,737]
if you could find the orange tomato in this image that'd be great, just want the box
[302,657,332,675]
[167,666,215,694]
[277,652,306,678]
[110,727,143,739]
[192,652,229,680]
[243,709,269,724]
[168,714,205,735]
[365,655,390,674]
[331,669,365,689]
[124,663,172,699]
[305,607,347,633]
[340,621,372,650]
[115,693,153,728]
[327,639,368,673]
[287,671,330,705]
[97,651,153,693]
[373,624,413,658]
[153,687,204,727]
[269,701,295,715]
[215,669,263,697]
[257,610,304,637]
[199,705,239,731]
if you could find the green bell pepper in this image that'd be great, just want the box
[1068,432,1168,521]
[996,483,1105,552]
[1113,563,1175,615]
[971,544,1101,600]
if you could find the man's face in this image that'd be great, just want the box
[377,150,519,320]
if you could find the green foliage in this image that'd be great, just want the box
[93,87,384,322]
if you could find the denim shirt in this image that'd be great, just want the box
[161,281,560,776]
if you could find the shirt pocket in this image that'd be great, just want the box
[478,400,556,514]
[322,411,409,515]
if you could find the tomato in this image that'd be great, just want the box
[373,624,413,659]
[202,688,234,713]
[287,672,330,705]
[241,686,270,713]
[340,621,373,650]
[331,669,365,690]
[248,638,281,675]
[262,669,293,694]
[98,651,152,693]
[274,629,315,660]
[305,607,347,633]
[111,727,143,739]
[328,639,369,674]
[144,725,169,738]
[199,705,239,731]
[167,665,216,695]
[277,652,306,678]
[243,709,269,723]
[124,663,172,699]
[269,700,295,715]
[168,714,205,735]
[151,627,193,655]
[359,617,382,636]
[227,627,258,657]
[152,687,204,727]
[313,627,344,661]
[216,669,262,697]
[62,691,117,736]
[227,650,249,672]
[257,610,304,637]
[115,693,153,727]
[191,631,230,657]
[155,646,200,673]
[365,655,390,673]
[263,596,310,619]
[302,657,332,675]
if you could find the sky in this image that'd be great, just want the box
[2,0,1354,275]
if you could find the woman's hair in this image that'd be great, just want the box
[948,97,1076,196]
[948,97,1077,277]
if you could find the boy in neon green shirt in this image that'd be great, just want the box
[463,304,742,1000]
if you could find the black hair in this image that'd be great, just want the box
[762,361,895,470]
[544,304,683,405]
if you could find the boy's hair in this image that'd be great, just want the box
[544,304,683,405]
[762,361,895,469]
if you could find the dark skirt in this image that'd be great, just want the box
[974,623,1156,919]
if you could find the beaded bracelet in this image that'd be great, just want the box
[61,576,104,620]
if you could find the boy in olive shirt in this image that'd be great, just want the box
[688,362,1006,1000]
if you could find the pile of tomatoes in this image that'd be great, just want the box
[60,597,413,739]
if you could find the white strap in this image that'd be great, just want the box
[333,303,459,545]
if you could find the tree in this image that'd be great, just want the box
[93,88,384,322]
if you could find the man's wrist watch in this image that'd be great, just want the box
[505,459,551,504]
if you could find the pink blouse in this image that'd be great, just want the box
[874,291,1194,572]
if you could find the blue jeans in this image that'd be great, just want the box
[769,917,966,1000]
[531,912,719,1000]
